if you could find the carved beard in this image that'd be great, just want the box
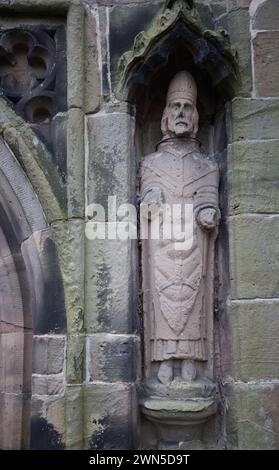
[161,106,199,139]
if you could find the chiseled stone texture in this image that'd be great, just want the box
[32,374,64,395]
[51,219,84,334]
[226,381,279,449]
[30,395,65,450]
[66,335,85,384]
[230,300,279,381]
[67,108,85,218]
[32,336,65,375]
[85,237,138,334]
[0,391,29,449]
[228,140,279,214]
[65,385,84,449]
[229,215,279,299]
[87,111,136,209]
[253,31,279,97]
[251,0,279,30]
[84,383,138,450]
[84,8,101,114]
[0,331,31,394]
[22,229,67,335]
[109,1,164,79]
[228,8,252,96]
[229,98,279,142]
[86,334,140,382]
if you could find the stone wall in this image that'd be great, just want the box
[225,0,279,450]
[0,0,278,450]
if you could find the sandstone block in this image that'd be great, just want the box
[228,9,252,96]
[230,299,279,381]
[226,381,279,449]
[229,215,279,299]
[85,237,138,334]
[228,140,279,214]
[86,334,140,382]
[253,31,279,97]
[251,0,279,30]
[32,336,65,375]
[230,98,279,142]
[84,383,138,449]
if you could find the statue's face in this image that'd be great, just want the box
[166,98,195,137]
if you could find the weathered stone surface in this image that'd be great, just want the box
[67,108,84,218]
[0,332,26,393]
[22,229,67,335]
[87,334,140,382]
[32,336,65,375]
[51,113,67,183]
[253,31,279,97]
[45,396,65,439]
[0,391,29,449]
[67,4,85,109]
[228,140,279,214]
[0,252,27,329]
[90,0,162,4]
[228,9,252,96]
[65,385,84,449]
[230,299,279,380]
[32,374,64,395]
[85,111,137,335]
[0,136,47,235]
[210,1,226,19]
[66,335,85,384]
[84,8,101,113]
[197,2,214,27]
[226,381,279,449]
[227,0,252,10]
[0,100,65,222]
[87,111,136,208]
[251,0,279,30]
[0,0,74,13]
[51,219,84,334]
[109,1,164,78]
[84,383,138,449]
[31,395,65,449]
[85,236,138,334]
[229,215,279,299]
[229,98,279,142]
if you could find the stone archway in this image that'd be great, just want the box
[0,136,47,449]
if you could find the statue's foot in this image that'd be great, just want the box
[157,360,173,385]
[181,360,196,382]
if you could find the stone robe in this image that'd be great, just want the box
[141,140,219,364]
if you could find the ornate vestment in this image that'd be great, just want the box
[141,140,219,363]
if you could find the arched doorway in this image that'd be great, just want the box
[0,136,47,449]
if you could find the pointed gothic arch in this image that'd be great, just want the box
[0,132,66,449]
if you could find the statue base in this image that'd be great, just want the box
[140,378,217,449]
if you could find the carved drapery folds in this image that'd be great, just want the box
[0,27,66,143]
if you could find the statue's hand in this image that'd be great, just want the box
[197,207,218,231]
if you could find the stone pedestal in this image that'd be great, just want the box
[140,379,217,449]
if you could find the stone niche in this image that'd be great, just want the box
[117,0,238,450]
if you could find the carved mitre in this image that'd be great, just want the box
[166,70,197,106]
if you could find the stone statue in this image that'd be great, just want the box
[140,71,220,385]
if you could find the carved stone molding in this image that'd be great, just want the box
[0,26,67,143]
[117,0,239,99]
